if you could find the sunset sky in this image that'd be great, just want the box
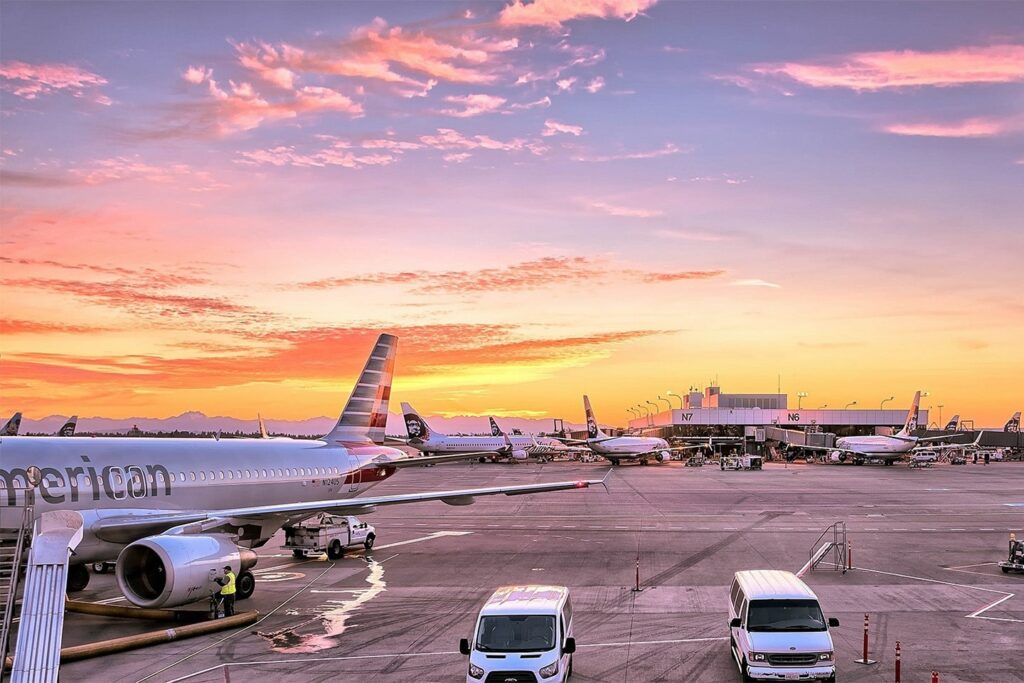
[1,0,1022,428]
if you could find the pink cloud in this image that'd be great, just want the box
[587,200,663,218]
[238,144,397,169]
[542,119,584,136]
[572,142,684,162]
[882,116,1017,138]
[233,41,297,89]
[439,93,507,117]
[584,76,606,93]
[499,0,658,28]
[0,61,109,103]
[509,96,552,110]
[750,43,1024,91]
[183,65,213,85]
[653,228,729,242]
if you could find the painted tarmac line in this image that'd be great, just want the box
[579,636,728,648]
[165,650,460,682]
[372,530,472,551]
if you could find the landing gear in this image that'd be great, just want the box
[236,570,255,600]
[67,563,90,592]
[327,539,345,560]
[292,549,305,559]
[640,459,649,466]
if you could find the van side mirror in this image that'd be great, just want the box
[459,638,471,655]
[828,617,840,628]
[730,618,741,628]
[563,637,576,654]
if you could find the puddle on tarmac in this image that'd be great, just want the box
[259,557,386,653]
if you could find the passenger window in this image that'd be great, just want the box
[262,469,268,478]
[227,470,233,480]
[740,600,748,625]
[179,472,185,482]
[245,470,251,478]
[199,472,206,481]
[189,472,196,481]
[169,472,176,483]
[237,470,242,479]
[218,471,225,480]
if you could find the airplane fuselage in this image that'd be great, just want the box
[834,435,917,458]
[408,434,561,455]
[0,435,403,560]
[589,436,669,458]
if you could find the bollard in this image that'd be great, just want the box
[894,641,901,682]
[848,540,853,570]
[932,672,939,683]
[855,613,876,664]
[632,557,642,592]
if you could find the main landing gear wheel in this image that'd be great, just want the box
[364,534,375,551]
[67,564,90,592]
[236,570,256,600]
[91,561,108,574]
[327,539,345,560]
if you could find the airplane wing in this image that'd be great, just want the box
[384,451,505,468]
[784,443,864,456]
[90,473,610,544]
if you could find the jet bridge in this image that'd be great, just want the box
[764,426,835,449]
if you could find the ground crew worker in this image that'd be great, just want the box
[215,565,236,617]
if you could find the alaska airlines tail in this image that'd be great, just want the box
[943,414,960,431]
[57,415,77,437]
[1006,411,1021,433]
[1,412,22,436]
[583,395,608,440]
[323,333,397,446]
[489,417,504,436]
[401,401,442,440]
[896,391,922,436]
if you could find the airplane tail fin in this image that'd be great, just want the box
[401,401,442,440]
[2,412,22,436]
[323,333,397,446]
[583,395,607,439]
[896,391,922,436]
[489,416,504,436]
[943,414,959,432]
[1006,411,1021,433]
[57,415,77,437]
[258,413,269,439]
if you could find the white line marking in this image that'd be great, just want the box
[373,531,472,550]
[579,636,727,648]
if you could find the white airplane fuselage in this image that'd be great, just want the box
[0,435,403,561]
[589,436,670,456]
[408,434,561,455]
[833,435,917,457]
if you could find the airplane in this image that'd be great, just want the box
[258,413,269,439]
[0,333,604,606]
[56,415,77,437]
[2,412,22,437]
[787,391,970,465]
[943,414,960,432]
[1004,411,1020,433]
[563,395,706,466]
[488,417,590,461]
[401,403,567,463]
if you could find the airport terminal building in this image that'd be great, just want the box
[627,385,928,439]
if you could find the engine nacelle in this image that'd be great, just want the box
[657,450,672,463]
[116,533,257,608]
[510,449,528,460]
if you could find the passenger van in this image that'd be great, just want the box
[460,585,575,682]
[729,570,839,681]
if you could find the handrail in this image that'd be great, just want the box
[807,521,847,574]
[0,500,33,677]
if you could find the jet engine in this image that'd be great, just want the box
[510,449,528,460]
[656,450,672,463]
[116,533,257,608]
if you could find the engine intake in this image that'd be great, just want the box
[116,533,257,608]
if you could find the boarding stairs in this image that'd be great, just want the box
[0,500,33,678]
[797,522,847,577]
[9,509,84,683]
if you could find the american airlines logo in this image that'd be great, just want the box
[1,464,172,506]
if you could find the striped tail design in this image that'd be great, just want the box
[324,333,397,446]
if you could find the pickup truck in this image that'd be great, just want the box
[284,514,376,560]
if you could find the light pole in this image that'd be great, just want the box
[880,396,894,410]
[666,391,683,409]
[844,401,858,410]
[797,392,808,409]
[938,404,944,425]
[657,396,672,411]
[637,404,649,418]
[627,408,639,420]
[645,401,659,425]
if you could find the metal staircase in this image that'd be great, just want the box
[797,521,847,577]
[0,501,32,677]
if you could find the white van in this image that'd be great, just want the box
[460,585,576,682]
[729,570,838,681]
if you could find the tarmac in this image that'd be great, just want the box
[56,459,1023,682]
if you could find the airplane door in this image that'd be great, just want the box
[347,454,361,493]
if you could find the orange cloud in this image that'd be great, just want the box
[750,43,1024,91]
[0,61,109,103]
[500,0,658,28]
[883,116,1018,138]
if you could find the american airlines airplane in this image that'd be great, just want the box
[795,391,967,465]
[569,395,701,466]
[0,334,602,607]
[401,404,565,462]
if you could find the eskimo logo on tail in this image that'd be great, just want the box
[1,412,21,437]
[583,395,602,439]
[1006,412,1021,433]
[898,391,921,436]
[489,417,503,437]
[404,413,429,439]
[57,416,77,437]
[324,333,397,446]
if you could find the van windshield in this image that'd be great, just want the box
[747,599,826,632]
[476,615,556,652]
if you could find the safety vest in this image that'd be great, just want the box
[221,570,237,595]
